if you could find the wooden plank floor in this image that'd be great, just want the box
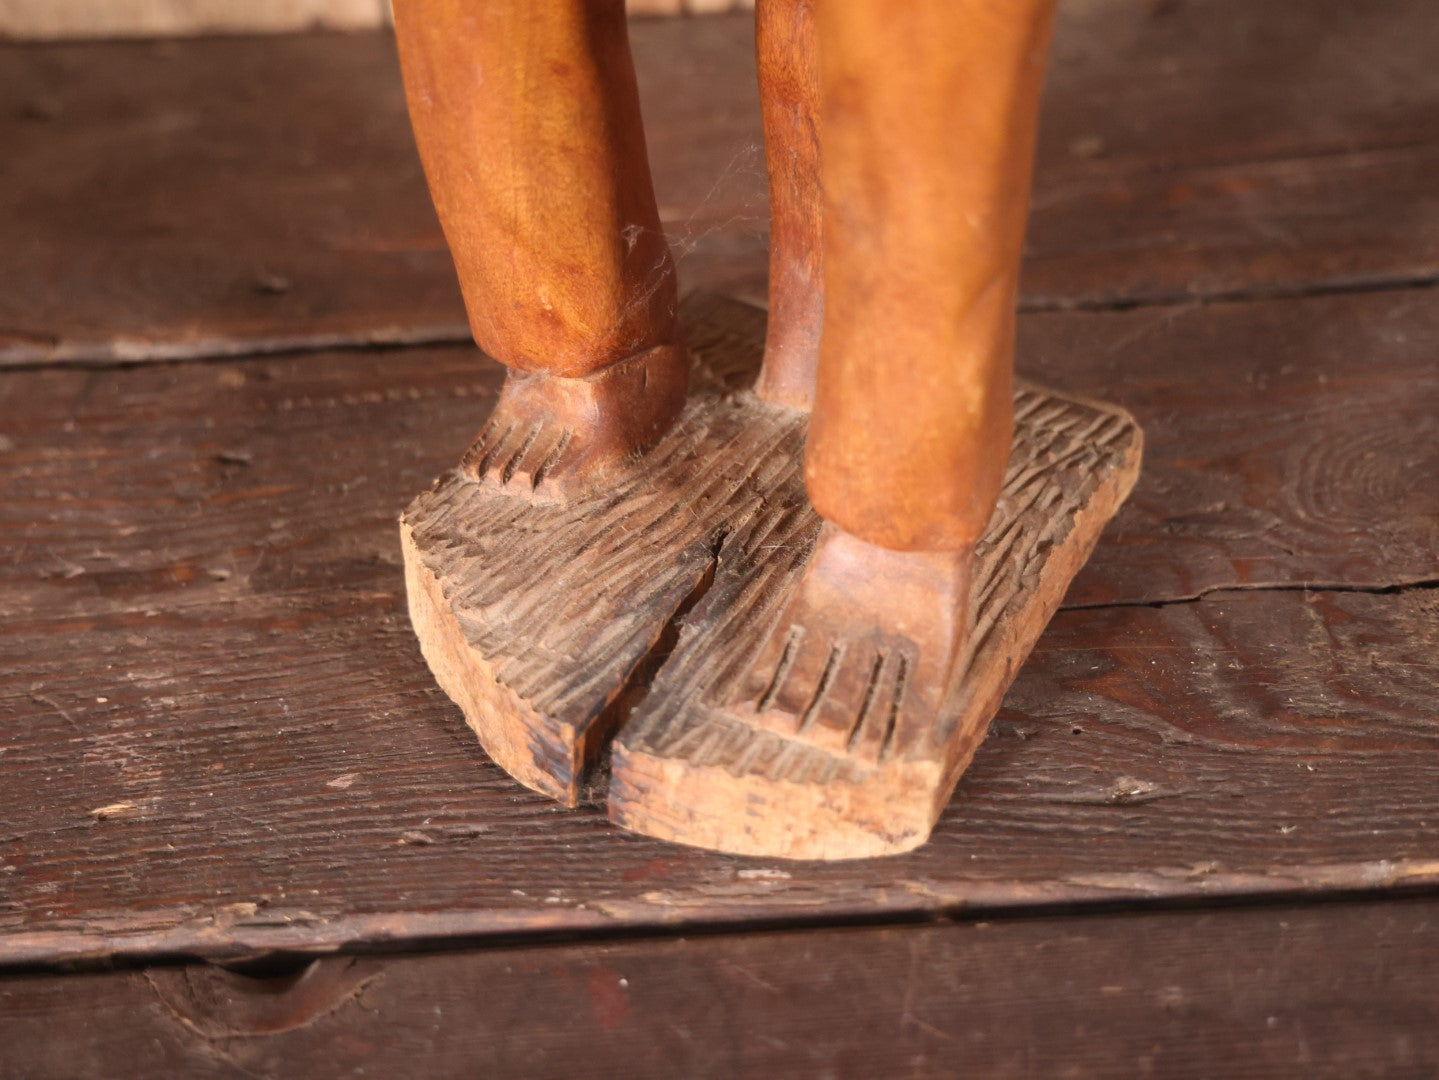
[2,1,1437,1073]
[4,0,1436,365]
[4,898,1438,1079]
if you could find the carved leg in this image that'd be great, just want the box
[752,0,823,411]
[396,0,702,804]
[392,0,687,501]
[736,0,1059,742]
[606,0,1142,859]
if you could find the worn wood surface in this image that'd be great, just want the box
[403,295,1141,855]
[2,288,1436,964]
[400,296,782,806]
[611,372,1141,859]
[4,0,1437,365]
[1026,0,1439,309]
[1031,287,1439,604]
[0,22,756,365]
[4,898,1438,1078]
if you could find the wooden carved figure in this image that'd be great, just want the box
[395,0,1143,859]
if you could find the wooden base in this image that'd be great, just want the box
[402,292,1142,855]
[401,294,787,806]
[611,384,1142,858]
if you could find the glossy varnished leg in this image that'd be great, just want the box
[737,0,1058,738]
[392,0,687,501]
[752,0,823,411]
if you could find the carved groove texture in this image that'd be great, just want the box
[401,295,801,785]
[620,387,1140,789]
[405,292,1138,856]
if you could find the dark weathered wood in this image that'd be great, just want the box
[4,0,1438,365]
[0,21,765,367]
[1046,287,1439,605]
[4,898,1439,1078]
[0,33,464,366]
[2,289,1436,964]
[1026,0,1439,310]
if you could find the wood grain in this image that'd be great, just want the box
[400,296,783,805]
[393,0,682,383]
[0,32,463,366]
[2,290,1436,965]
[0,22,761,366]
[611,374,1141,858]
[1025,0,1439,310]
[802,0,1054,551]
[1040,287,1439,605]
[3,1,1436,1060]
[402,294,1139,853]
[4,0,1437,365]
[751,0,822,410]
[3,898,1438,1078]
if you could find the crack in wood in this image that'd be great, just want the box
[1020,270,1439,317]
[581,527,731,798]
[1063,575,1439,613]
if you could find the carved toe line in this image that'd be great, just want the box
[757,626,803,713]
[796,644,845,735]
[470,422,516,478]
[879,654,908,762]
[531,427,575,489]
[501,422,545,486]
[847,651,888,753]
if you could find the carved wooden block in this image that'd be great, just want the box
[402,294,778,806]
[402,292,1141,856]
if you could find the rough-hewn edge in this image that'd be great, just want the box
[609,396,1145,860]
[400,514,583,805]
[610,747,942,859]
[930,407,1145,812]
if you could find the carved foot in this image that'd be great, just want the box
[404,294,1145,857]
[730,523,973,762]
[401,296,784,806]
[461,342,689,501]
[609,373,1143,860]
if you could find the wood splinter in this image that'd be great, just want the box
[394,0,1142,858]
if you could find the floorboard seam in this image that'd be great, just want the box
[6,882,1439,979]
[1062,574,1439,613]
[4,274,1437,374]
[1021,270,1439,317]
